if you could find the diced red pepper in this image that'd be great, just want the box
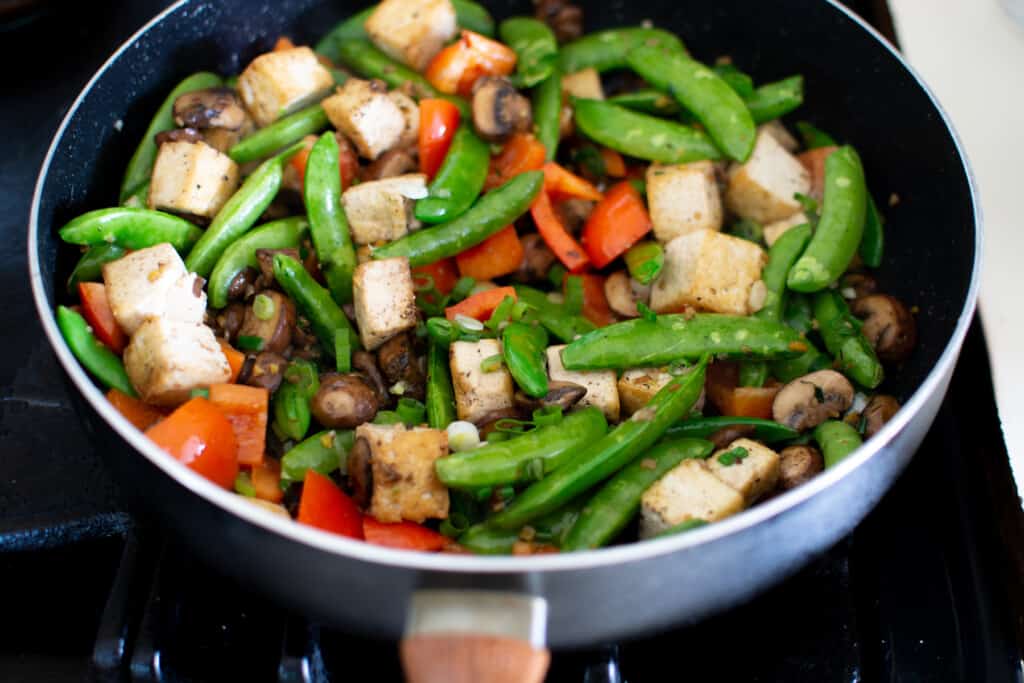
[217,339,246,384]
[568,273,614,327]
[107,388,164,431]
[419,99,461,179]
[274,37,297,51]
[363,517,448,551]
[208,384,269,466]
[530,190,589,272]
[485,133,546,190]
[251,460,285,504]
[413,258,461,297]
[797,145,838,202]
[297,470,364,539]
[543,162,603,202]
[581,181,653,268]
[445,286,518,322]
[455,226,524,281]
[706,362,781,419]
[600,148,627,178]
[146,398,238,489]
[425,30,517,96]
[78,282,127,354]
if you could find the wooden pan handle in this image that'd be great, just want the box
[401,633,550,683]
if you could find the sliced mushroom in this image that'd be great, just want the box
[244,351,288,392]
[862,394,900,438]
[472,77,533,142]
[352,351,389,404]
[851,294,917,363]
[707,424,756,450]
[534,0,584,43]
[362,148,417,181]
[215,302,247,341]
[604,270,651,318]
[555,198,594,234]
[778,445,824,490]
[173,87,249,130]
[840,272,878,300]
[238,291,296,354]
[255,247,301,283]
[515,234,558,283]
[226,266,258,302]
[514,380,588,412]
[473,407,526,437]
[154,127,202,146]
[377,333,426,401]
[311,374,380,429]
[772,369,855,432]
[347,436,373,508]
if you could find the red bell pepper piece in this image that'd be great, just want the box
[455,226,524,281]
[217,339,246,384]
[543,162,604,202]
[445,286,517,322]
[145,397,238,489]
[362,517,448,552]
[208,384,269,466]
[251,460,285,504]
[412,258,460,296]
[78,282,127,354]
[106,388,164,432]
[569,273,615,328]
[419,98,461,179]
[706,362,781,419]
[297,470,364,539]
[581,181,653,269]
[529,190,589,272]
[600,148,627,178]
[485,133,546,190]
[797,145,838,202]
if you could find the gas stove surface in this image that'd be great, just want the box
[1,2,1021,681]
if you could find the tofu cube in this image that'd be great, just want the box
[450,339,515,423]
[357,422,450,523]
[365,0,457,71]
[148,141,239,219]
[547,345,620,422]
[618,366,706,416]
[322,79,407,159]
[342,174,429,245]
[352,257,418,350]
[562,68,605,100]
[725,128,811,223]
[102,243,206,335]
[237,46,334,127]
[763,212,809,247]
[759,120,799,153]
[650,229,767,316]
[706,438,781,505]
[640,460,744,538]
[123,319,231,406]
[389,91,421,149]
[646,161,723,242]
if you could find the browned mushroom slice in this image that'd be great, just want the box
[244,351,288,392]
[173,87,249,130]
[362,148,417,181]
[851,294,917,363]
[778,445,824,490]
[472,77,533,142]
[352,351,389,404]
[839,272,878,300]
[377,333,426,401]
[311,374,380,429]
[862,394,900,438]
[555,198,595,234]
[772,369,855,432]
[515,234,558,283]
[347,436,374,508]
[238,291,296,354]
[154,127,203,146]
[534,0,584,43]
[255,247,301,283]
[514,380,588,412]
[226,266,258,302]
[707,424,756,450]
[604,270,651,318]
[215,301,247,341]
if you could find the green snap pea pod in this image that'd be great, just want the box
[436,407,608,489]
[119,71,223,204]
[185,151,293,277]
[501,321,549,398]
[512,285,596,343]
[208,217,308,309]
[573,98,722,164]
[273,359,320,442]
[756,223,813,324]
[426,341,458,430]
[305,132,358,305]
[488,357,708,530]
[559,27,686,73]
[787,146,868,292]
[770,340,832,384]
[562,437,713,550]
[782,292,814,335]
[814,420,863,468]
[738,362,769,388]
[500,17,558,88]
[714,64,755,99]
[813,290,884,388]
[314,7,374,61]
[121,181,150,208]
[415,125,490,224]
[608,89,682,117]
[628,45,756,162]
[665,416,799,443]
[374,170,543,266]
[532,67,563,161]
[654,519,708,538]
[859,194,885,268]
[459,498,587,554]
[59,208,202,253]
[56,306,135,396]
[624,241,664,285]
[66,245,126,294]
[745,75,804,124]
[272,253,359,356]
[280,429,355,486]
[452,0,496,36]
[796,121,838,150]
[561,314,806,370]
[229,104,329,164]
[335,40,469,116]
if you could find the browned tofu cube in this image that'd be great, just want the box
[357,423,450,523]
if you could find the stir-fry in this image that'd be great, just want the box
[55,0,917,554]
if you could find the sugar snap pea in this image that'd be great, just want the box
[56,306,135,396]
[813,290,884,388]
[788,146,867,292]
[426,341,458,430]
[273,359,320,442]
[757,223,812,324]
[814,420,863,468]
[561,314,806,370]
[121,181,150,208]
[608,89,682,117]
[654,519,708,538]
[624,241,664,286]
[459,498,586,554]
[501,321,549,398]
[559,27,686,73]
[628,45,756,162]
[186,149,295,277]
[373,170,543,266]
[573,98,722,164]
[500,17,558,88]
[796,121,837,150]
[305,132,358,305]
[208,217,308,309]
[119,71,223,204]
[532,68,563,161]
[771,340,832,383]
[452,0,496,36]
[281,429,355,486]
[665,416,799,443]
[745,75,804,124]
[229,104,329,164]
[272,253,359,357]
[512,285,596,343]
[562,437,713,550]
[436,407,607,489]
[415,124,490,224]
[66,244,127,294]
[488,357,708,530]
[59,208,202,253]
[859,194,885,268]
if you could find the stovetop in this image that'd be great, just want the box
[1,1,1022,681]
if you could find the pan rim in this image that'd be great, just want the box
[28,0,982,574]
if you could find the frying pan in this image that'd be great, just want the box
[28,0,980,680]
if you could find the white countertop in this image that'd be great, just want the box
[890,0,1022,496]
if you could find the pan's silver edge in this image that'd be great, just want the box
[28,0,983,574]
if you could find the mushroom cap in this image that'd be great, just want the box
[772,369,855,432]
